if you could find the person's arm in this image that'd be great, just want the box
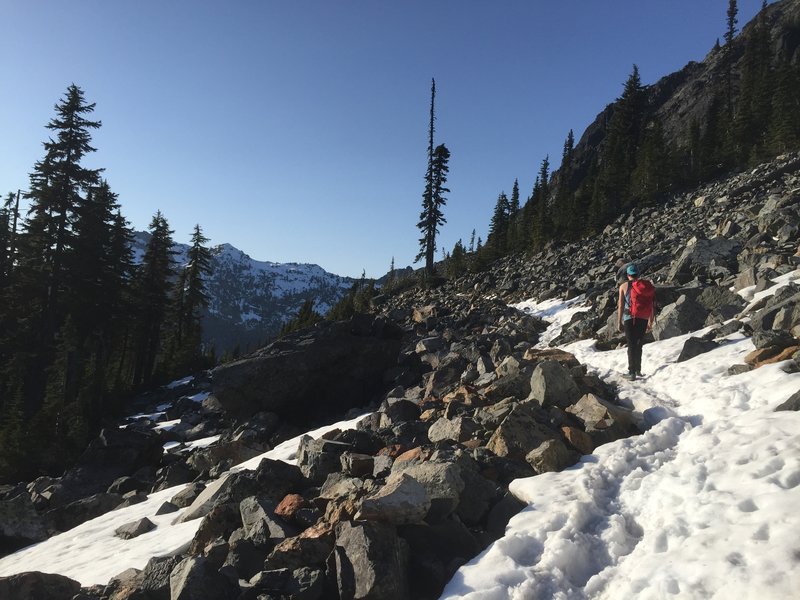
[617,283,626,331]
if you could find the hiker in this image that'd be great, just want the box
[617,263,656,380]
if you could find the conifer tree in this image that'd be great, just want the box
[280,299,323,336]
[631,121,673,204]
[552,130,575,237]
[446,239,467,278]
[416,80,451,276]
[130,211,175,388]
[725,0,738,46]
[767,58,800,153]
[170,224,213,374]
[469,229,476,253]
[589,66,646,227]
[417,143,451,274]
[532,156,552,248]
[487,192,510,256]
[15,85,102,346]
[507,179,523,250]
[734,8,773,163]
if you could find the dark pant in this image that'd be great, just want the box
[624,318,648,374]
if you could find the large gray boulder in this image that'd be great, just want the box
[529,360,581,408]
[652,295,709,341]
[667,237,742,283]
[0,493,49,556]
[391,462,465,522]
[0,572,81,600]
[358,472,430,524]
[211,315,403,420]
[486,404,558,461]
[526,438,578,474]
[334,521,409,600]
[169,556,238,600]
[239,495,297,547]
[677,337,721,362]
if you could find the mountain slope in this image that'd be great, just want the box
[132,233,356,353]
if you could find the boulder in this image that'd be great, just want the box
[358,472,430,524]
[455,466,500,525]
[0,492,49,557]
[138,556,180,600]
[652,295,708,341]
[529,360,581,409]
[667,238,741,283]
[115,517,156,540]
[189,503,242,555]
[775,389,800,411]
[264,527,335,571]
[391,461,464,522]
[696,285,746,313]
[561,426,595,454]
[398,519,480,599]
[334,521,409,600]
[186,440,263,474]
[211,315,403,420]
[677,337,721,362]
[251,566,325,599]
[566,393,638,446]
[169,556,238,600]
[525,438,578,474]
[427,416,479,444]
[0,571,81,600]
[486,404,558,461]
[239,495,297,547]
[170,482,206,508]
[298,437,352,485]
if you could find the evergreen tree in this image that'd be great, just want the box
[725,0,738,46]
[0,195,13,286]
[630,121,673,204]
[507,179,523,250]
[60,181,132,429]
[589,65,646,228]
[280,298,323,335]
[19,85,103,347]
[552,130,575,237]
[4,85,103,425]
[416,80,451,276]
[446,239,467,278]
[734,8,773,163]
[130,211,175,388]
[417,143,451,274]
[532,156,552,248]
[169,224,213,375]
[469,229,476,253]
[767,58,800,153]
[487,192,510,256]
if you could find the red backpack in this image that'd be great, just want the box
[628,279,656,319]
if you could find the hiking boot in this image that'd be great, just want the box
[622,372,637,381]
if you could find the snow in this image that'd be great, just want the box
[1,273,799,599]
[440,270,800,599]
[0,416,365,586]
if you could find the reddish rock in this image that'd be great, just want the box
[561,426,595,455]
[275,494,308,520]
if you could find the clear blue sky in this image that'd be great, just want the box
[1,1,765,278]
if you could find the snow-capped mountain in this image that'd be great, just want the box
[133,232,356,353]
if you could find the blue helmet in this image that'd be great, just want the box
[626,263,639,276]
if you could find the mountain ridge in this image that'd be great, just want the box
[132,232,358,353]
